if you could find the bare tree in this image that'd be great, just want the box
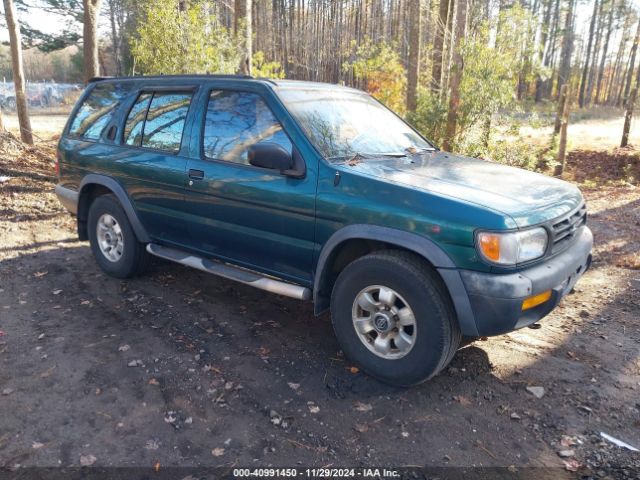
[578,0,599,108]
[443,0,467,151]
[235,0,252,75]
[557,0,576,96]
[621,20,640,105]
[83,0,103,82]
[3,0,33,144]
[594,0,616,103]
[406,0,422,112]
[555,84,570,177]
[431,0,450,93]
[621,85,637,147]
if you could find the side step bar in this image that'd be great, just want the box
[146,243,312,301]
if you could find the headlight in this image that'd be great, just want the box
[477,227,548,265]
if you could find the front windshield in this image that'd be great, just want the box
[276,87,433,160]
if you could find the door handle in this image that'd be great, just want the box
[188,169,204,180]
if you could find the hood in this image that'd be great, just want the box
[339,151,583,227]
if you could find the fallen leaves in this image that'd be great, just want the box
[453,395,471,406]
[211,447,225,457]
[563,459,581,472]
[353,401,372,412]
[40,366,56,378]
[353,423,369,433]
[144,439,160,450]
[79,454,97,466]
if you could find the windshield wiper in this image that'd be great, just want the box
[341,151,407,165]
[405,146,437,154]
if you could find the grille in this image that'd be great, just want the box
[551,203,587,253]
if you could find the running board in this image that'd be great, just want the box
[146,243,312,301]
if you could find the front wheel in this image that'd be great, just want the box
[87,194,150,279]
[330,250,460,386]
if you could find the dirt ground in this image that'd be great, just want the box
[0,129,639,478]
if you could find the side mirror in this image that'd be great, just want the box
[248,143,293,172]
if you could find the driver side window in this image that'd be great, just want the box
[202,90,292,165]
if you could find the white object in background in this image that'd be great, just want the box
[600,432,639,452]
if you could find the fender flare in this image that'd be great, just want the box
[78,174,151,243]
[313,224,479,337]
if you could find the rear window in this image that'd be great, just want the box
[68,83,131,140]
[123,91,193,153]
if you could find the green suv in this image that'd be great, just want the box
[55,75,593,386]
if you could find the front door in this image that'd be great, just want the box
[184,88,317,285]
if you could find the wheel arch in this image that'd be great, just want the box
[77,174,150,243]
[313,224,479,336]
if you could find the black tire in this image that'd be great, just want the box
[330,250,461,386]
[87,194,150,279]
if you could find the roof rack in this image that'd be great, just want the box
[88,74,255,83]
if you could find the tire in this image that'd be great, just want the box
[330,250,461,386]
[87,194,151,279]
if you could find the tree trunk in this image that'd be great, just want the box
[443,0,467,151]
[406,0,422,112]
[556,0,575,97]
[554,82,568,135]
[535,0,554,102]
[431,0,450,93]
[107,0,122,76]
[554,84,570,177]
[3,0,33,145]
[235,0,253,75]
[578,0,598,108]
[595,0,615,103]
[0,108,5,132]
[621,86,637,147]
[83,0,102,83]
[607,21,629,104]
[585,0,605,105]
[621,20,640,106]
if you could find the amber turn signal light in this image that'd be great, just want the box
[478,233,501,262]
[521,290,552,311]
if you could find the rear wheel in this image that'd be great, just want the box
[330,250,460,386]
[87,194,150,279]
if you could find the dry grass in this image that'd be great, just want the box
[517,106,640,151]
[3,113,69,141]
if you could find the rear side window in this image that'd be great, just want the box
[123,91,192,153]
[124,93,152,146]
[68,83,131,140]
[203,90,292,165]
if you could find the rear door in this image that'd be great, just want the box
[115,86,197,246]
[183,85,317,285]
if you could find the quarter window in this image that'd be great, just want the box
[123,91,193,153]
[68,83,132,140]
[203,91,292,165]
[124,93,152,146]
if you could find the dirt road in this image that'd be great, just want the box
[0,134,639,477]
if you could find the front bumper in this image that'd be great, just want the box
[458,226,593,336]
